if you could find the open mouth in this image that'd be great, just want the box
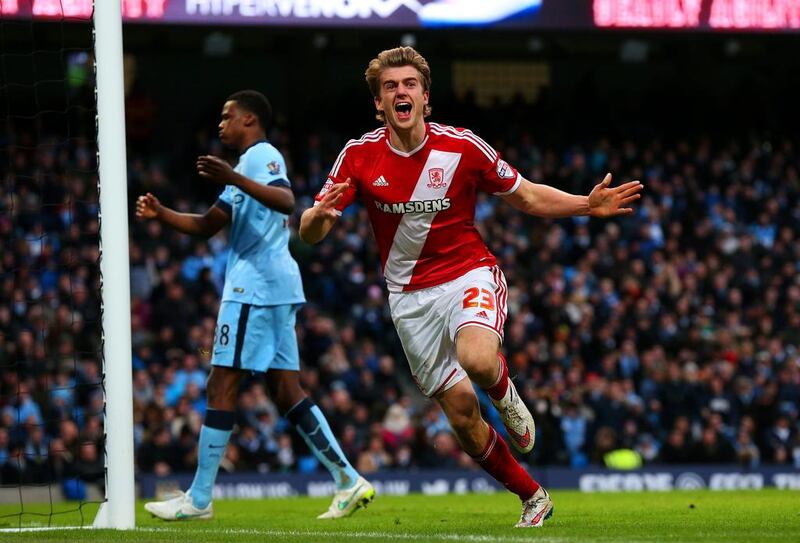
[394,102,412,120]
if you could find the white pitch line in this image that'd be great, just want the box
[0,525,576,542]
[0,526,85,533]
[137,527,570,543]
[0,526,566,542]
[0,526,671,543]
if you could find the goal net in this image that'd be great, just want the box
[0,0,134,531]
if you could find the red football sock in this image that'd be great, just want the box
[473,426,540,501]
[485,353,509,401]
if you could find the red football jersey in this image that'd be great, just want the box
[315,122,521,292]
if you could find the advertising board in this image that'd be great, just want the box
[4,1,800,32]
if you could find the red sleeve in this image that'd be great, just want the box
[462,129,521,195]
[313,143,359,214]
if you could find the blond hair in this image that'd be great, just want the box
[365,46,432,122]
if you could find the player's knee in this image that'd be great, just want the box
[456,329,500,384]
[458,348,497,384]
[206,382,233,408]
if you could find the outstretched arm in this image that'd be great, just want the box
[135,193,230,238]
[501,173,642,219]
[196,155,295,215]
[299,181,351,244]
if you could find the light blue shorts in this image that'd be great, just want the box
[210,301,300,373]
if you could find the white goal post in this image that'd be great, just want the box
[92,0,136,530]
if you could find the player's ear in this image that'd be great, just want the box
[374,95,384,113]
[423,89,429,105]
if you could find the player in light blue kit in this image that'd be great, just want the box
[137,90,374,521]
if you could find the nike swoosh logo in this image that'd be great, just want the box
[531,503,550,525]
[337,484,364,511]
[175,511,206,519]
[508,426,531,449]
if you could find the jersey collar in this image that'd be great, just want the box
[240,139,267,156]
[385,125,429,157]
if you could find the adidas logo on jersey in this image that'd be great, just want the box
[475,310,490,320]
[372,176,389,187]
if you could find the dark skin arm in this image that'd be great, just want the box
[135,193,230,238]
[196,155,295,215]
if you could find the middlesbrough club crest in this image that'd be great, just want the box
[427,167,446,189]
[496,159,515,179]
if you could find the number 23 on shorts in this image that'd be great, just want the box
[462,287,495,311]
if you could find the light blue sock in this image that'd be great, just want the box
[188,409,234,509]
[286,398,360,490]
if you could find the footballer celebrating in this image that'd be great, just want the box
[300,48,642,527]
[138,90,374,521]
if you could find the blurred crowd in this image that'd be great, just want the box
[3,92,800,490]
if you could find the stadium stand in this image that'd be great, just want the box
[3,84,799,487]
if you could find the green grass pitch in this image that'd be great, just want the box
[1,490,798,542]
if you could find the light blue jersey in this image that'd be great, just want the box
[215,141,305,307]
[188,139,361,510]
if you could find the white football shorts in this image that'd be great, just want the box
[388,265,508,397]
